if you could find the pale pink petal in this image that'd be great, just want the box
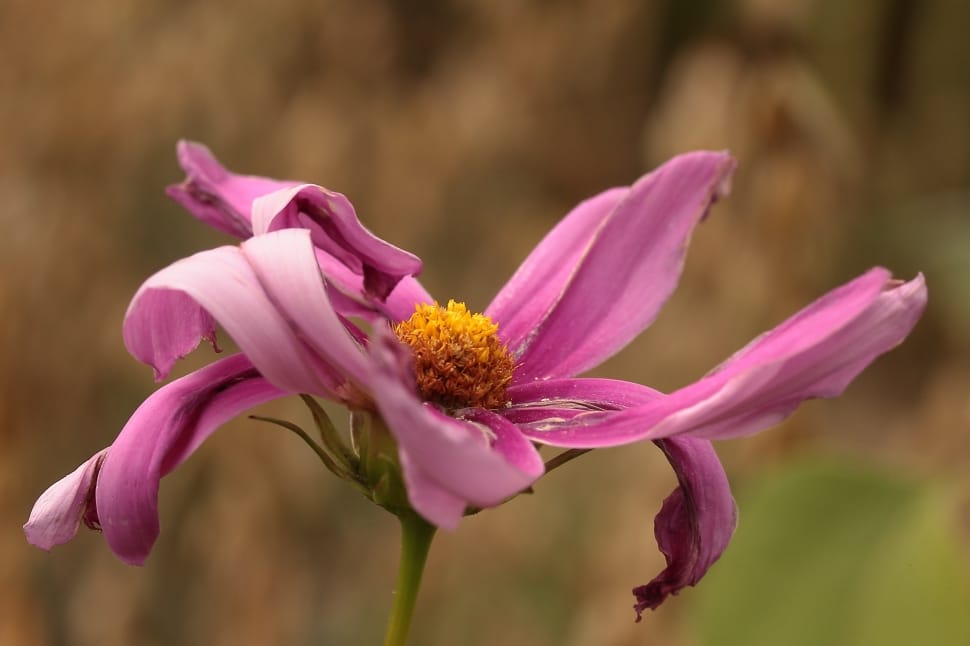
[504,152,736,382]
[460,408,544,479]
[24,449,108,550]
[517,271,927,447]
[368,327,541,528]
[241,230,370,387]
[252,185,422,301]
[124,239,343,394]
[633,438,737,619]
[397,451,468,529]
[166,141,298,238]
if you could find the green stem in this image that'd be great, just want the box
[383,513,436,646]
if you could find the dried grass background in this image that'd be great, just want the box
[2,1,968,644]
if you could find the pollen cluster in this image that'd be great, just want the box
[394,300,514,410]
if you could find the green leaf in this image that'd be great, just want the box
[690,461,970,646]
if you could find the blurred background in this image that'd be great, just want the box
[2,0,969,644]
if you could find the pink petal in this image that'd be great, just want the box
[498,152,736,383]
[502,378,662,425]
[252,185,422,301]
[486,188,627,351]
[24,449,108,550]
[633,438,737,618]
[24,355,285,564]
[124,234,346,395]
[166,141,298,238]
[517,270,927,447]
[240,230,370,387]
[368,327,541,528]
[460,408,544,479]
[313,247,433,323]
[167,142,424,304]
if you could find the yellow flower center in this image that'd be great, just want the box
[393,300,514,410]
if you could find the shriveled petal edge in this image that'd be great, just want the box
[633,437,737,619]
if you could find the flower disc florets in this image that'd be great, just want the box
[394,300,514,411]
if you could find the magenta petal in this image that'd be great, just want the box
[96,354,285,564]
[368,327,541,528]
[503,378,662,425]
[252,185,422,301]
[124,237,340,394]
[517,270,927,447]
[24,449,108,550]
[505,152,736,382]
[166,141,298,238]
[633,438,737,619]
[508,377,662,407]
[313,247,433,323]
[486,187,627,351]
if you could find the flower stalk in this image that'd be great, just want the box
[384,512,436,646]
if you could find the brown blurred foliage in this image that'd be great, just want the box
[2,0,968,644]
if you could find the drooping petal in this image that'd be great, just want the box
[96,354,286,564]
[23,355,285,564]
[517,270,927,447]
[252,186,422,301]
[368,326,541,528]
[633,438,737,619]
[24,449,108,550]
[124,232,350,396]
[166,140,298,238]
[499,152,736,383]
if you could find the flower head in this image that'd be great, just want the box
[25,142,926,618]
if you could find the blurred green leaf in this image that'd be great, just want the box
[691,462,970,646]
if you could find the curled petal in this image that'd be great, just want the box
[167,142,423,303]
[500,152,736,382]
[313,248,433,323]
[252,185,422,301]
[166,140,297,238]
[24,449,108,550]
[518,270,927,447]
[124,232,350,396]
[368,327,541,528]
[97,354,285,564]
[24,355,285,564]
[633,438,737,619]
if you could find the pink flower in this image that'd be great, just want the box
[25,142,926,618]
